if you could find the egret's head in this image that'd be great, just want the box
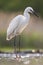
[25,7,39,17]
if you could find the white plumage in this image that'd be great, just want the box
[6,7,38,40]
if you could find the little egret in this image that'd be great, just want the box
[6,7,38,58]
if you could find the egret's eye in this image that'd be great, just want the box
[30,9,32,11]
[30,9,33,13]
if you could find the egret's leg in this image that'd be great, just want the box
[19,35,21,58]
[14,36,17,57]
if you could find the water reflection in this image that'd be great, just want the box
[0,53,43,65]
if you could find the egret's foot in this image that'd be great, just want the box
[16,54,21,62]
[15,54,19,60]
[18,55,21,62]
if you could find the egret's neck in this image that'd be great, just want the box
[23,11,30,19]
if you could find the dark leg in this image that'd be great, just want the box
[19,35,21,53]
[14,36,17,57]
[19,35,21,58]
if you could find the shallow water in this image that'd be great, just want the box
[0,53,43,65]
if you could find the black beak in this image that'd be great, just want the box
[33,11,39,17]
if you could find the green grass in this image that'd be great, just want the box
[0,47,43,53]
[0,31,43,52]
[0,47,35,52]
[0,47,14,52]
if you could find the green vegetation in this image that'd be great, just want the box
[0,32,43,52]
[0,0,43,16]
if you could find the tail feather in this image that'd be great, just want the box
[6,35,15,41]
[6,37,10,41]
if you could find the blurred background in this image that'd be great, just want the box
[0,0,43,52]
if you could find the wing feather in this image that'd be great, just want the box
[6,16,19,40]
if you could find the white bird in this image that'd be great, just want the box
[6,7,38,58]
